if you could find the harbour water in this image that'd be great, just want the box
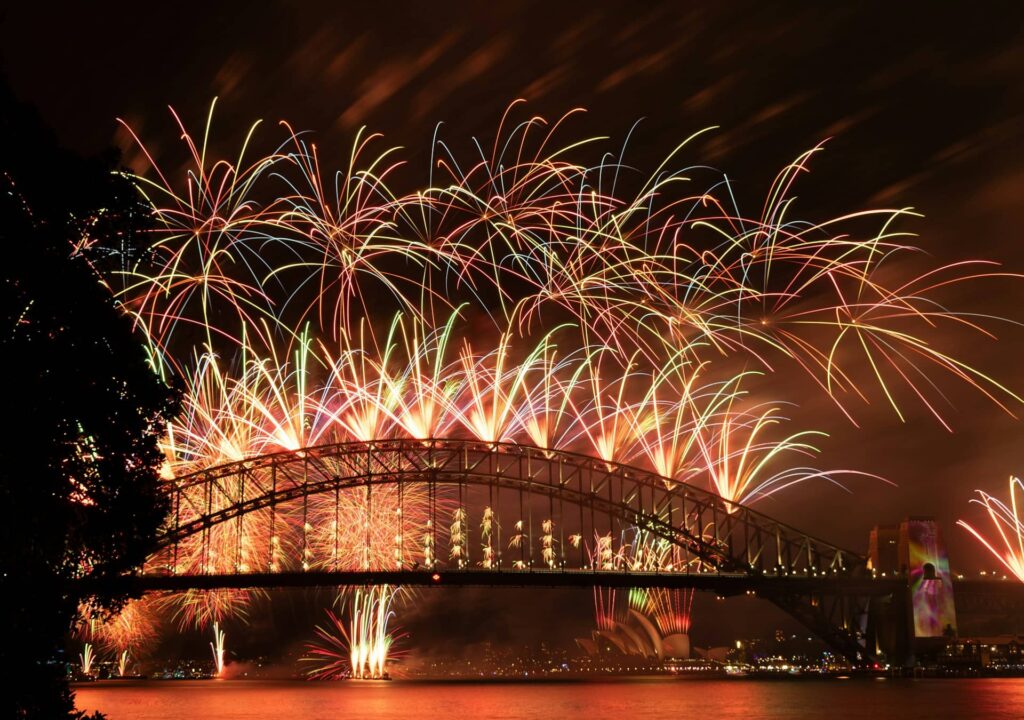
[75,677,1024,720]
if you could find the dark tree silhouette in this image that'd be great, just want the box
[0,86,178,718]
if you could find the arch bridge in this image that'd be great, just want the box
[135,438,891,662]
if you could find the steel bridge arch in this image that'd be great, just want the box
[150,438,878,661]
[159,438,862,576]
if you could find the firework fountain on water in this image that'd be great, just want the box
[117,650,130,678]
[75,100,1023,676]
[78,643,94,677]
[304,587,404,680]
[210,622,226,676]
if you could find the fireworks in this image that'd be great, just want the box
[481,506,497,569]
[114,103,1019,426]
[636,588,695,637]
[302,610,351,680]
[304,587,403,680]
[79,643,94,676]
[117,650,130,678]
[157,589,250,631]
[74,597,159,678]
[86,598,159,652]
[587,531,697,659]
[957,476,1024,583]
[210,622,226,676]
[593,587,620,634]
[346,586,399,679]
[79,102,1022,672]
[122,104,1020,515]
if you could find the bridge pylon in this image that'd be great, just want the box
[868,518,957,666]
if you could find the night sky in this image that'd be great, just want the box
[5,2,1024,652]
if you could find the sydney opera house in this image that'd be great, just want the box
[577,607,693,661]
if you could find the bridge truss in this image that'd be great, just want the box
[145,438,883,661]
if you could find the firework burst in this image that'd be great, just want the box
[957,476,1024,582]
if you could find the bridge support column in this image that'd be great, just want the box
[870,591,911,666]
[869,517,958,667]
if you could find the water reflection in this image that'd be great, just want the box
[75,678,1024,720]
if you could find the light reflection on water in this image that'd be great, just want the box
[75,677,1024,720]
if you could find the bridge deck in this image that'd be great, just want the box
[111,568,903,596]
